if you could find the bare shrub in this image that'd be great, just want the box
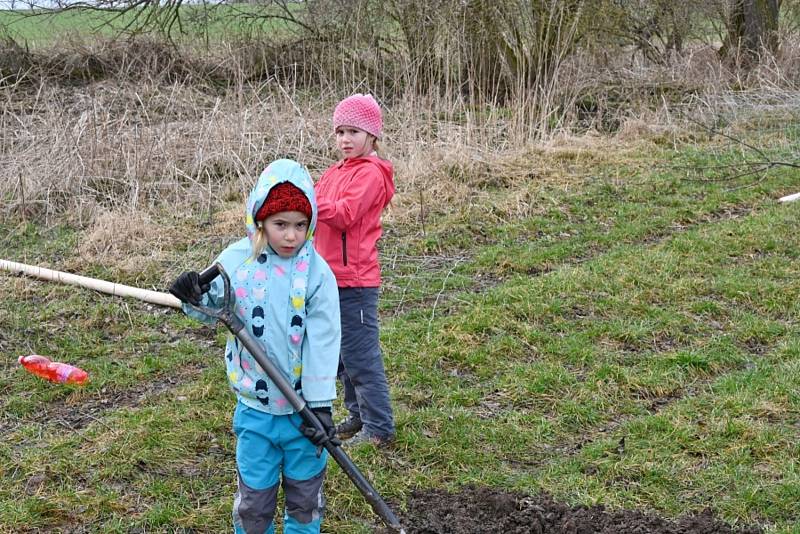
[40,35,201,83]
[584,1,705,64]
[0,36,34,85]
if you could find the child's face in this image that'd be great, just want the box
[263,211,309,258]
[336,126,374,159]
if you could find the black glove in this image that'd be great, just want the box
[169,271,208,305]
[300,407,341,457]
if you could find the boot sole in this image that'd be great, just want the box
[336,425,363,440]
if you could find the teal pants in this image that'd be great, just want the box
[232,401,328,534]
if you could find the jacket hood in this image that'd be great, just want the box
[245,159,317,247]
[339,156,395,207]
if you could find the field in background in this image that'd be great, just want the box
[0,4,294,47]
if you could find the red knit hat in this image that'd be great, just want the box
[333,93,382,139]
[256,182,312,222]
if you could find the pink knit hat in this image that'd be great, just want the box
[333,94,382,139]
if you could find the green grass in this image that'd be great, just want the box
[0,4,299,47]
[2,131,800,532]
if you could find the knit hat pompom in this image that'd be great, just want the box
[256,182,312,222]
[333,93,382,139]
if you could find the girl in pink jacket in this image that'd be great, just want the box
[314,94,396,446]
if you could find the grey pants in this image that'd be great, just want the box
[338,287,395,438]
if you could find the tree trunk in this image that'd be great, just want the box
[722,0,780,61]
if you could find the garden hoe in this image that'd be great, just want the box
[190,262,405,534]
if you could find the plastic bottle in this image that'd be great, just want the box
[18,354,89,385]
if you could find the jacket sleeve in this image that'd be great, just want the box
[316,164,386,231]
[300,265,341,406]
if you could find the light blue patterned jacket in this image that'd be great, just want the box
[185,159,341,414]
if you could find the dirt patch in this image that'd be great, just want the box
[383,486,762,534]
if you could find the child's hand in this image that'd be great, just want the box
[169,271,208,305]
[300,407,341,456]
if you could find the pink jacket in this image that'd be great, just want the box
[314,156,395,288]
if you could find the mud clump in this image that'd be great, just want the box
[381,486,762,534]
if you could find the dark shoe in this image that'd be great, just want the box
[345,429,395,448]
[335,416,363,440]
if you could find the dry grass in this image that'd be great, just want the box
[2,36,800,276]
[70,210,182,274]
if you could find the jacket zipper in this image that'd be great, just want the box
[341,232,348,266]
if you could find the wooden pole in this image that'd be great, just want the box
[0,259,181,309]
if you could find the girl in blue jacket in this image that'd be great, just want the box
[170,159,341,534]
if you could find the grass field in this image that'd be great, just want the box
[0,4,293,47]
[1,118,799,532]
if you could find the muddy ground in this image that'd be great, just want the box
[381,486,762,534]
